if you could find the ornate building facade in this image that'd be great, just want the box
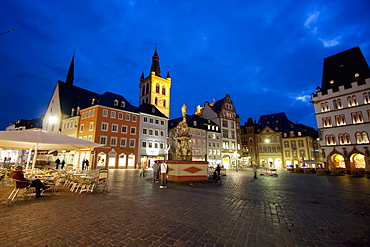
[311,46,370,172]
[196,94,241,168]
[241,113,319,168]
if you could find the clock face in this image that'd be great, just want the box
[158,97,163,106]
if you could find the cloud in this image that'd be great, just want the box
[305,11,320,28]
[319,36,342,47]
[294,95,311,103]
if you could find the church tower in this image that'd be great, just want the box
[139,48,171,118]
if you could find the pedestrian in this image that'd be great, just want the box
[252,162,258,179]
[159,161,168,188]
[82,159,85,170]
[4,157,6,163]
[152,161,160,182]
[85,159,89,170]
[139,163,146,177]
[11,166,50,198]
[55,158,60,170]
[215,164,221,183]
[61,160,65,169]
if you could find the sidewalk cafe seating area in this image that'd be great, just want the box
[1,165,109,204]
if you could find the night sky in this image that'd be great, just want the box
[1,0,370,130]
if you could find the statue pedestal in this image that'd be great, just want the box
[167,160,209,181]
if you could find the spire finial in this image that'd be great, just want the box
[154,43,158,50]
[66,53,75,85]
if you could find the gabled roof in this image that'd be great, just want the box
[58,81,99,116]
[96,92,139,113]
[135,103,168,118]
[256,112,318,138]
[321,46,370,94]
[169,114,220,132]
[257,112,291,130]
[209,99,224,114]
[208,94,234,114]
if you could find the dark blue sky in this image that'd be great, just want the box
[1,0,370,130]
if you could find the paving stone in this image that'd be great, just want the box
[1,169,370,246]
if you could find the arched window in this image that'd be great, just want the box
[114,100,118,106]
[162,86,166,95]
[347,96,352,107]
[356,132,362,143]
[326,102,329,110]
[155,97,158,105]
[330,135,336,145]
[364,93,369,104]
[339,134,345,145]
[362,132,369,143]
[337,99,342,109]
[163,99,166,107]
[156,83,160,93]
[333,100,337,109]
[142,85,145,96]
[352,95,358,106]
[345,134,351,144]
[146,83,150,94]
[321,103,325,112]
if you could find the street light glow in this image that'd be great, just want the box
[49,116,57,123]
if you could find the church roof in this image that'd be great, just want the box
[321,46,370,94]
[150,49,161,77]
[135,103,168,118]
[58,81,99,116]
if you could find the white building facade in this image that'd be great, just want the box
[311,47,370,173]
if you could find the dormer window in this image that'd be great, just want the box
[91,98,96,105]
[193,121,197,126]
[330,80,334,84]
[355,73,359,77]
[121,101,125,107]
[152,107,155,113]
[114,100,118,106]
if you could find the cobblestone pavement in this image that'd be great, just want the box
[0,168,369,247]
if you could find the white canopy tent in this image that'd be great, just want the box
[0,128,102,170]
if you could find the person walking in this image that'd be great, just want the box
[152,161,160,183]
[252,162,258,179]
[82,159,86,170]
[215,164,221,183]
[85,159,89,170]
[139,163,146,177]
[55,158,60,170]
[61,160,65,170]
[159,161,168,188]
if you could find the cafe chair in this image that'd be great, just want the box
[7,179,35,203]
[75,176,92,194]
[46,175,60,193]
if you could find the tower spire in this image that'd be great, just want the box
[150,45,161,77]
[66,53,75,85]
